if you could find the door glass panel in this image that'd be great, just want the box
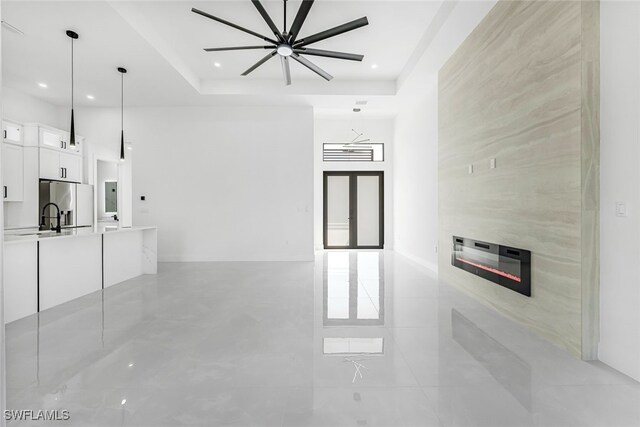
[357,252,380,319]
[326,175,350,247]
[323,337,384,354]
[357,175,380,247]
[326,252,350,319]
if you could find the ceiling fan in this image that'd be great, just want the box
[191,0,369,85]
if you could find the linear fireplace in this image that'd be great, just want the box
[451,236,531,297]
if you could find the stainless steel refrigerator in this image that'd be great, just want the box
[39,181,93,229]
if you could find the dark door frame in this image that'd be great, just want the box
[323,171,384,249]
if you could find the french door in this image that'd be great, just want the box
[323,171,384,249]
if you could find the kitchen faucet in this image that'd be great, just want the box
[40,202,62,233]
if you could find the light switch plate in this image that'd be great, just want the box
[468,164,474,174]
[615,201,628,217]
[490,158,496,169]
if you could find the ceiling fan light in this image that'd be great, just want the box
[277,44,293,57]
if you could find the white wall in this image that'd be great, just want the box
[2,85,65,129]
[79,106,314,262]
[393,89,439,272]
[599,1,640,381]
[392,0,496,272]
[313,115,394,250]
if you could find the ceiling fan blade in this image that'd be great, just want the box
[204,46,273,52]
[280,56,292,86]
[288,0,314,43]
[291,53,333,81]
[294,47,363,62]
[294,17,369,47]
[251,1,284,42]
[191,8,278,45]
[241,50,277,76]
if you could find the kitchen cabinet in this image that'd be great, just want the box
[3,240,38,323]
[39,147,62,180]
[39,127,82,155]
[39,148,82,182]
[60,152,82,182]
[2,120,22,145]
[2,143,24,201]
[3,226,157,323]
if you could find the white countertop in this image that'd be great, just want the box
[4,225,157,244]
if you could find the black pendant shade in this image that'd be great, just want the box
[118,67,127,161]
[66,30,78,147]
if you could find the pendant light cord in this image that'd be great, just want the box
[121,72,124,132]
[71,38,74,110]
[283,0,287,33]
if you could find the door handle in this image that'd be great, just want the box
[3,130,6,139]
[3,186,7,198]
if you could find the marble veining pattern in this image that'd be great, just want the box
[438,0,599,357]
[4,253,637,426]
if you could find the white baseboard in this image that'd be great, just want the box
[158,254,315,262]
[393,247,439,276]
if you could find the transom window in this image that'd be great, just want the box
[323,143,384,162]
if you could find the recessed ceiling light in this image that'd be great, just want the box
[86,95,95,100]
[371,64,378,69]
[213,62,221,68]
[38,83,48,88]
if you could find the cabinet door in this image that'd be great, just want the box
[39,148,62,180]
[2,122,22,145]
[2,143,24,202]
[60,153,81,183]
[40,129,63,150]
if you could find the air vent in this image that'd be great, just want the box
[323,143,384,162]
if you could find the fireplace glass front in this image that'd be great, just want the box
[452,236,531,297]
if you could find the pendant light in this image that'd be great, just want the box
[117,67,127,161]
[66,30,78,148]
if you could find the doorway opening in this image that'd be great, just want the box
[323,171,384,249]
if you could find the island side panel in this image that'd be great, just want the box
[3,241,38,323]
[39,235,102,311]
[103,230,145,288]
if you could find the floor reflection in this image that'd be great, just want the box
[451,308,533,411]
[323,251,384,326]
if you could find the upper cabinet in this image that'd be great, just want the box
[39,127,82,155]
[39,149,82,183]
[2,120,22,145]
[20,124,84,183]
[2,143,24,202]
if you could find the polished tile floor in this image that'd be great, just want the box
[5,251,640,426]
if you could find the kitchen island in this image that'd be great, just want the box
[3,225,157,323]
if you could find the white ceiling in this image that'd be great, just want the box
[1,0,443,111]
